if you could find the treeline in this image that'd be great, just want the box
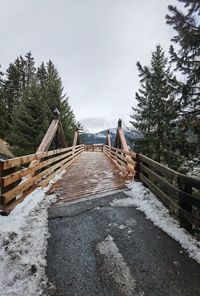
[130,0,200,170]
[0,52,78,156]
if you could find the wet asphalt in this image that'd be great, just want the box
[46,191,200,296]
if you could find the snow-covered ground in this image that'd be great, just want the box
[0,172,65,296]
[180,158,200,180]
[111,182,200,264]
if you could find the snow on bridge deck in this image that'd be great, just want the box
[48,151,128,203]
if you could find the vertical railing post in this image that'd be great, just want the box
[177,175,193,233]
[0,162,2,207]
[134,153,140,180]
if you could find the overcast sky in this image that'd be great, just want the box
[0,0,177,132]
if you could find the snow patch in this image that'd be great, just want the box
[96,235,143,296]
[110,182,200,264]
[0,171,65,296]
[180,159,200,179]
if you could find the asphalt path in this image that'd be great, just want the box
[46,191,200,296]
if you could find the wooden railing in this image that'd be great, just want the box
[0,145,84,212]
[84,144,104,152]
[138,154,200,231]
[103,145,137,177]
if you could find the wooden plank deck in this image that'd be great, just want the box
[49,151,127,203]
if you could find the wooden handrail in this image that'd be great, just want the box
[0,145,84,213]
[138,153,200,232]
[103,143,200,232]
[84,144,104,152]
[103,145,137,177]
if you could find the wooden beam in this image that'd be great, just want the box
[73,129,79,146]
[57,122,67,148]
[118,128,129,151]
[36,119,59,153]
[106,130,111,147]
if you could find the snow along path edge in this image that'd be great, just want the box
[0,171,65,296]
[110,182,200,264]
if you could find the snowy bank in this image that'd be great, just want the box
[0,171,65,296]
[110,182,200,264]
[180,158,200,180]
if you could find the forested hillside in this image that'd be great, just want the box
[130,0,200,171]
[0,53,77,156]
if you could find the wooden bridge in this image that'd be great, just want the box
[0,110,200,234]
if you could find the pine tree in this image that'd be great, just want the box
[166,0,200,159]
[0,66,7,138]
[10,78,49,156]
[1,54,78,155]
[166,0,200,113]
[3,58,24,126]
[37,62,47,91]
[24,52,35,88]
[130,45,178,166]
[60,97,77,144]
[43,60,77,144]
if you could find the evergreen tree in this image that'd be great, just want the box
[0,66,7,138]
[166,0,200,158]
[60,97,77,144]
[3,52,36,129]
[37,62,47,91]
[24,52,35,88]
[42,60,77,144]
[10,78,49,155]
[3,58,24,125]
[1,53,78,155]
[130,45,178,166]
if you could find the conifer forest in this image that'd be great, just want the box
[0,53,78,156]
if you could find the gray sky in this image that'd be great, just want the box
[0,0,176,132]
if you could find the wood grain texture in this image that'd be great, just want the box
[49,151,127,203]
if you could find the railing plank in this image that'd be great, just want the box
[0,150,74,187]
[0,146,79,171]
[178,174,200,190]
[140,163,200,208]
[1,146,84,205]
[104,146,136,175]
[107,145,137,159]
[140,172,200,227]
[139,154,178,182]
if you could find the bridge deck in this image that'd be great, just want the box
[49,151,127,203]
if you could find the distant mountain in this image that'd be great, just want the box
[82,127,143,147]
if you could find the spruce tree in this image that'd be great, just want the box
[3,58,24,126]
[1,54,78,155]
[0,67,7,138]
[166,0,200,159]
[24,52,35,88]
[43,60,77,144]
[130,45,178,166]
[10,78,49,156]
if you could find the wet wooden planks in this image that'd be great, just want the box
[49,151,127,203]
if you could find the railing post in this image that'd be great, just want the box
[134,153,140,180]
[177,175,193,233]
[0,162,2,207]
[106,129,111,147]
